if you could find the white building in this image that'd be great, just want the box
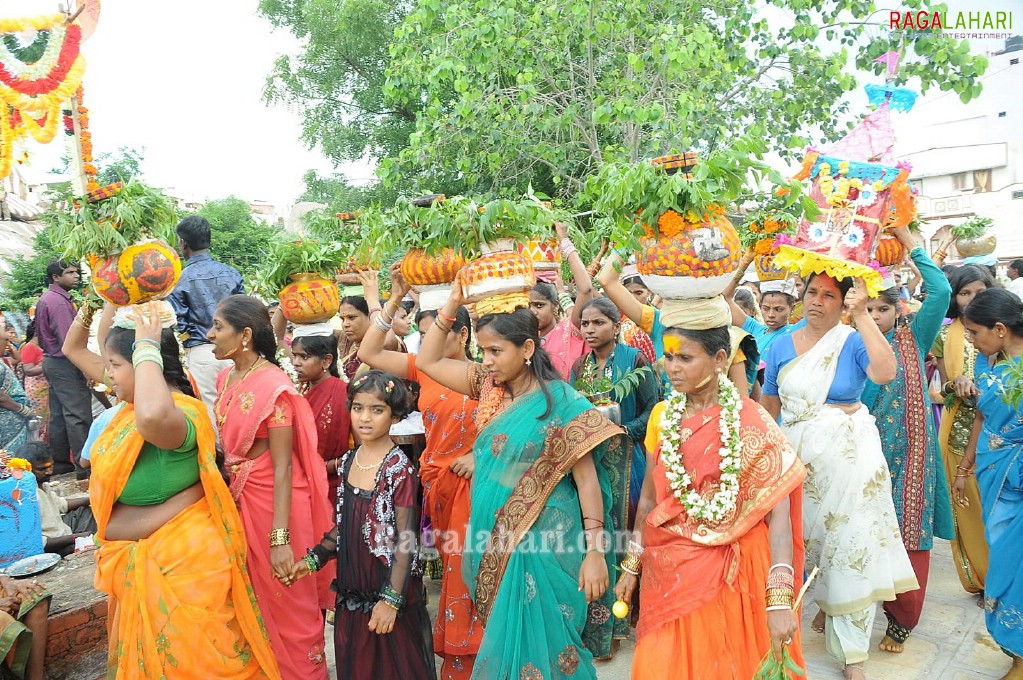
[895,36,1023,259]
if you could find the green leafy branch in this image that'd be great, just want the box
[49,180,178,260]
[253,239,349,296]
[574,363,652,404]
[950,215,993,241]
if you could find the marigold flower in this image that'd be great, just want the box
[657,210,685,238]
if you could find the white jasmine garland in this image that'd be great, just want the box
[659,373,743,523]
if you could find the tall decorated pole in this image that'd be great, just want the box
[0,9,89,181]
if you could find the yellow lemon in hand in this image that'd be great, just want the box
[612,600,629,619]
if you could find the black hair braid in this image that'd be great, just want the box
[159,329,195,397]
[253,324,281,368]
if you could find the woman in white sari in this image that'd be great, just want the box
[761,274,918,680]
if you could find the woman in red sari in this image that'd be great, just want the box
[208,295,334,680]
[358,265,482,679]
[291,331,350,505]
[615,307,805,679]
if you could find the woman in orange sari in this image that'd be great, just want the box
[87,302,279,678]
[615,302,805,679]
[208,295,334,680]
[358,265,482,679]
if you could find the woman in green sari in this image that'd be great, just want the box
[416,278,622,680]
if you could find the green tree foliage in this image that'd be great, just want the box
[297,170,401,212]
[96,146,145,185]
[0,227,65,312]
[196,197,283,282]
[259,0,418,167]
[382,0,987,197]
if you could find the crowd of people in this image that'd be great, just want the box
[1,217,1023,680]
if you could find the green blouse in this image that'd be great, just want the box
[118,418,200,506]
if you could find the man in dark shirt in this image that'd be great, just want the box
[36,260,93,479]
[168,216,244,425]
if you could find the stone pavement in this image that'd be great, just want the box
[327,539,1009,679]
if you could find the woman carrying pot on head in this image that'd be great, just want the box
[932,263,996,595]
[357,263,483,679]
[567,297,658,659]
[955,288,1023,679]
[208,295,333,680]
[860,226,955,654]
[76,301,281,678]
[761,274,917,680]
[529,222,594,380]
[416,275,621,679]
[340,278,407,383]
[598,252,754,395]
[613,296,805,678]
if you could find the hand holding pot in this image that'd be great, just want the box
[388,262,411,300]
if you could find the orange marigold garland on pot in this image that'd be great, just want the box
[586,138,809,300]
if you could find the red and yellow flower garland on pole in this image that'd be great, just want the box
[0,13,86,179]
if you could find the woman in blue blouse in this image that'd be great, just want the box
[956,288,1023,680]
[861,226,955,653]
[762,272,917,680]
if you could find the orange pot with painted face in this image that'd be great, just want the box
[88,239,182,306]
[279,273,341,324]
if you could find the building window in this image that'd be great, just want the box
[974,169,992,193]
[952,172,974,192]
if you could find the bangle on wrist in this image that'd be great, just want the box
[269,527,290,547]
[438,310,456,324]
[766,604,793,612]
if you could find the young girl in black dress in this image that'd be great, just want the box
[291,369,435,679]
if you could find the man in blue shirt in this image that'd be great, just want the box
[168,216,244,425]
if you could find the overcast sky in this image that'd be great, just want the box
[4,0,1016,211]
[8,0,369,210]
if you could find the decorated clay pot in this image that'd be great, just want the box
[874,233,906,267]
[335,258,363,286]
[88,239,182,306]
[400,248,467,286]
[754,254,788,282]
[956,233,997,258]
[279,273,341,324]
[461,250,536,304]
[636,213,742,299]
[517,238,562,271]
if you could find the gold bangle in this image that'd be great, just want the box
[269,528,291,547]
[379,599,400,612]
[620,553,643,575]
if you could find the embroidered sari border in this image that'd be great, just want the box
[474,409,622,626]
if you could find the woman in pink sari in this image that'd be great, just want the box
[208,295,334,680]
